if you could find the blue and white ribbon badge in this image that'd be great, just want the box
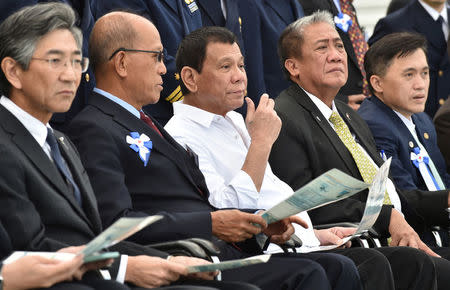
[334,13,352,33]
[126,132,153,166]
[410,147,440,190]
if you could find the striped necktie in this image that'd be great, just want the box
[339,0,370,95]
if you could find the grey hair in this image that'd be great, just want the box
[278,10,336,79]
[0,2,82,96]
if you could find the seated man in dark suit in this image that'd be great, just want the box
[267,10,450,290]
[164,25,441,290]
[0,3,254,290]
[369,0,450,118]
[67,10,363,290]
[358,32,450,193]
[434,98,450,173]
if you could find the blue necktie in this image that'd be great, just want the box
[46,128,82,206]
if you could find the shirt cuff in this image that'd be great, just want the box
[116,255,128,283]
[228,170,259,207]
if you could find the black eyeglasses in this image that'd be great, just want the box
[108,48,164,62]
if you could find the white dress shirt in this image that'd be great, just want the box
[303,88,402,212]
[0,94,125,283]
[0,96,53,158]
[165,101,320,247]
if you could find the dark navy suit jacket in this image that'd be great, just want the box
[92,0,202,126]
[238,0,304,104]
[358,95,450,191]
[197,0,244,49]
[270,84,450,239]
[369,0,450,117]
[67,91,264,257]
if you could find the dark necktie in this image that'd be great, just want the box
[339,0,370,96]
[437,16,447,52]
[140,111,163,137]
[46,128,82,206]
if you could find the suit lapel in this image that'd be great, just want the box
[55,131,101,232]
[289,86,361,176]
[370,96,419,153]
[89,93,203,193]
[264,0,294,26]
[0,106,96,229]
[411,1,446,52]
[335,102,384,167]
[196,0,224,26]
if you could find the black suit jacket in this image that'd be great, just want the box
[434,98,450,173]
[369,0,450,117]
[0,105,167,270]
[269,85,449,237]
[0,223,12,260]
[299,0,364,103]
[68,92,261,258]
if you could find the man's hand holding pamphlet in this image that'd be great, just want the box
[3,215,164,264]
[261,158,392,253]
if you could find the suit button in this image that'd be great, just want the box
[85,73,90,82]
[439,98,445,105]
[424,132,429,139]
[439,70,444,77]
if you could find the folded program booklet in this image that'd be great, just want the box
[266,158,392,254]
[261,169,369,224]
[4,215,163,264]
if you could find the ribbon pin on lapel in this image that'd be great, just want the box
[334,13,352,33]
[126,132,153,166]
[410,147,440,190]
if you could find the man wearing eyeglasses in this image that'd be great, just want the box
[0,3,265,290]
[68,10,363,290]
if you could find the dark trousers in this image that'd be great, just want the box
[220,245,362,290]
[430,247,450,290]
[331,247,437,290]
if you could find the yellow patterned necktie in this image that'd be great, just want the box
[329,111,391,205]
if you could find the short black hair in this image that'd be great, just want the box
[364,32,427,94]
[176,26,239,95]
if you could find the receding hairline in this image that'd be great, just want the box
[93,11,154,38]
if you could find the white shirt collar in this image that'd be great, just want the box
[300,85,338,122]
[394,110,417,137]
[419,0,448,22]
[0,95,50,148]
[172,100,239,128]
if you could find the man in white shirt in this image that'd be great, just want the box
[0,4,246,290]
[269,10,450,290]
[165,23,438,290]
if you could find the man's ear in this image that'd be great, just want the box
[369,75,383,94]
[180,66,198,93]
[1,57,23,90]
[284,58,299,79]
[113,51,128,78]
